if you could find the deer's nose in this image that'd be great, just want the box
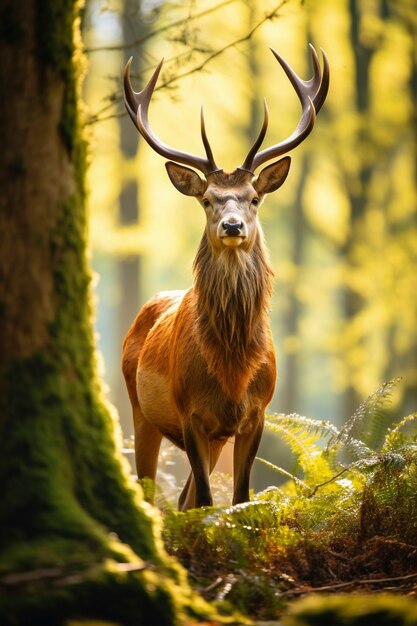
[222,221,243,236]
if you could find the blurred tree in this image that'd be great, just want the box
[299,0,417,420]
[0,0,214,622]
[340,0,417,416]
[81,0,416,488]
[281,152,310,413]
[115,1,146,430]
[341,0,380,416]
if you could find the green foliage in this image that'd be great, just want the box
[259,380,417,544]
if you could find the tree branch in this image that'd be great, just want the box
[278,571,417,596]
[85,0,238,54]
[154,1,288,91]
[86,0,288,126]
[308,468,350,497]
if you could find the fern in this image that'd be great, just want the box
[360,454,417,543]
[327,378,401,454]
[263,414,336,484]
[266,413,341,441]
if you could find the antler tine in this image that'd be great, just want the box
[313,47,330,114]
[240,45,329,174]
[240,99,269,173]
[124,57,162,130]
[124,57,220,176]
[200,107,220,172]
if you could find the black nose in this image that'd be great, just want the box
[222,221,243,236]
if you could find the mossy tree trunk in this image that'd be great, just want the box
[0,2,213,624]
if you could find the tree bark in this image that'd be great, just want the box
[0,1,212,623]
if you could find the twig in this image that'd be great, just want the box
[156,1,288,91]
[0,561,148,587]
[308,468,349,497]
[204,576,224,592]
[85,0,238,54]
[1,567,63,585]
[278,572,417,597]
[256,456,309,490]
[86,0,287,125]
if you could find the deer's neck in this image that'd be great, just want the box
[192,230,273,402]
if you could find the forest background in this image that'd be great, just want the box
[1,0,416,623]
[84,0,417,491]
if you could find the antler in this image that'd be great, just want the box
[124,58,221,176]
[240,44,329,174]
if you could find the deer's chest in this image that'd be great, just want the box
[172,347,274,440]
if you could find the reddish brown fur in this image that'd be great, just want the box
[122,164,290,510]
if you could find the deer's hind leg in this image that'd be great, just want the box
[124,378,163,501]
[133,409,162,482]
[122,329,162,501]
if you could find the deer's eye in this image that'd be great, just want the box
[251,197,259,206]
[202,198,211,208]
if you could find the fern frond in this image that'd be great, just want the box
[266,413,341,441]
[329,433,374,465]
[265,421,319,461]
[382,412,417,451]
[264,414,342,483]
[328,379,401,453]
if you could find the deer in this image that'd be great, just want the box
[122,45,329,510]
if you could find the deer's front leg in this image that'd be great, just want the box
[233,414,264,505]
[183,413,212,508]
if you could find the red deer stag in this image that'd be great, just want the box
[122,45,329,510]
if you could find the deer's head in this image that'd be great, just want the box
[124,46,329,253]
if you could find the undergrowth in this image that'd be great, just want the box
[158,380,417,620]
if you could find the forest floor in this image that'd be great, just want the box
[188,534,417,608]
[170,532,417,622]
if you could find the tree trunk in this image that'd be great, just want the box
[341,0,377,417]
[0,2,212,623]
[280,153,310,414]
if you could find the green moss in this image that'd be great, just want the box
[0,347,197,622]
[284,594,417,626]
[0,560,185,626]
[36,0,82,153]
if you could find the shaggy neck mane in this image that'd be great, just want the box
[192,230,273,402]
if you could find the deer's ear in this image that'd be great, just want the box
[165,162,206,196]
[254,156,291,195]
